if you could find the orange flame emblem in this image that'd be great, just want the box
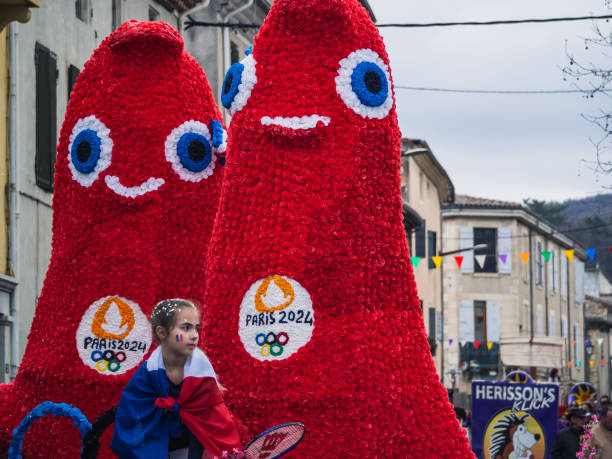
[91,296,135,340]
[255,275,295,313]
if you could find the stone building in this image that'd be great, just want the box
[442,195,589,405]
[400,138,454,377]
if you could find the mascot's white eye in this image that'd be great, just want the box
[165,120,226,182]
[517,425,526,433]
[221,50,257,116]
[68,115,113,187]
[335,48,393,119]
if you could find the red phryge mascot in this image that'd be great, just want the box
[0,21,227,458]
[204,0,474,456]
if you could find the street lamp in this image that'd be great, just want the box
[586,341,594,356]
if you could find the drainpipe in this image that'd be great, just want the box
[440,214,445,387]
[567,246,572,381]
[545,240,549,336]
[177,0,211,34]
[8,22,19,380]
[529,228,534,342]
[223,0,254,75]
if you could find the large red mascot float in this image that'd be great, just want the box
[0,21,227,458]
[204,0,474,456]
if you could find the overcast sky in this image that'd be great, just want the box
[370,0,611,203]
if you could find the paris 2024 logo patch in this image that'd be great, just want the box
[76,296,152,375]
[484,409,545,459]
[239,275,315,361]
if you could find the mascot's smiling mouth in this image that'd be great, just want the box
[260,115,330,131]
[104,175,165,198]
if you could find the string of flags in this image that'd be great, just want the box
[410,246,612,269]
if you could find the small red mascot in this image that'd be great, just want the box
[204,0,475,457]
[0,21,227,458]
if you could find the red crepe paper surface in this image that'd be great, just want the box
[203,0,474,457]
[0,21,227,458]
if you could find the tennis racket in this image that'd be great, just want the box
[243,422,305,459]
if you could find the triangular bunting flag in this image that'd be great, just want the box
[498,254,507,265]
[602,360,606,366]
[448,339,453,346]
[475,254,486,269]
[609,246,612,254]
[519,253,529,264]
[564,249,574,261]
[432,256,442,269]
[578,361,582,367]
[474,341,480,350]
[590,360,594,367]
[568,361,572,368]
[598,338,604,346]
[571,340,575,346]
[586,248,596,261]
[410,256,420,268]
[454,256,463,269]
[487,341,493,350]
[541,251,551,262]
[459,341,467,347]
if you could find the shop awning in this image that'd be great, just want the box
[500,336,565,368]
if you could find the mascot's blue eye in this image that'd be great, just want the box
[221,62,244,109]
[71,129,102,173]
[68,115,113,187]
[220,53,257,115]
[176,132,212,172]
[335,48,393,119]
[350,61,388,107]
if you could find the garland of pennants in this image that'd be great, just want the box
[410,246,612,269]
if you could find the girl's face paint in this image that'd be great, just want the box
[175,334,182,342]
[166,308,200,357]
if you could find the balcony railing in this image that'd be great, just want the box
[459,342,500,375]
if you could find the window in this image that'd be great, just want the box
[474,300,487,342]
[536,306,543,336]
[67,65,80,101]
[112,0,122,31]
[75,0,89,22]
[414,221,426,258]
[230,41,240,65]
[427,230,436,269]
[535,240,543,285]
[35,42,58,192]
[561,317,567,338]
[149,5,160,21]
[561,253,568,297]
[474,228,497,273]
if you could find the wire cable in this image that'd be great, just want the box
[184,14,612,31]
[395,86,612,94]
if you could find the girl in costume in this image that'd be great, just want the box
[111,299,241,459]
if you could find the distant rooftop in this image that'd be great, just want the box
[454,194,522,209]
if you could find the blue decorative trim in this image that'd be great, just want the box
[350,61,388,107]
[210,120,224,148]
[9,401,92,458]
[176,132,212,172]
[221,62,244,109]
[245,46,252,56]
[71,129,102,174]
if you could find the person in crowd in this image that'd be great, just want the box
[551,407,589,459]
[586,406,612,458]
[557,405,569,432]
[111,299,241,459]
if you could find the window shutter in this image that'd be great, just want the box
[548,247,553,292]
[68,64,80,101]
[537,306,543,336]
[459,300,474,342]
[561,317,567,338]
[428,307,435,338]
[35,42,57,192]
[561,254,568,297]
[575,260,585,303]
[497,227,512,274]
[459,227,474,274]
[427,230,436,269]
[486,299,501,342]
[437,310,442,341]
[415,220,426,258]
[552,250,559,292]
[550,312,555,337]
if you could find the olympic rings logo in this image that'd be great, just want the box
[90,349,126,373]
[255,332,289,357]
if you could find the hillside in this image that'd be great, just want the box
[527,193,612,282]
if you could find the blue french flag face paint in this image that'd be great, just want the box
[176,334,183,342]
